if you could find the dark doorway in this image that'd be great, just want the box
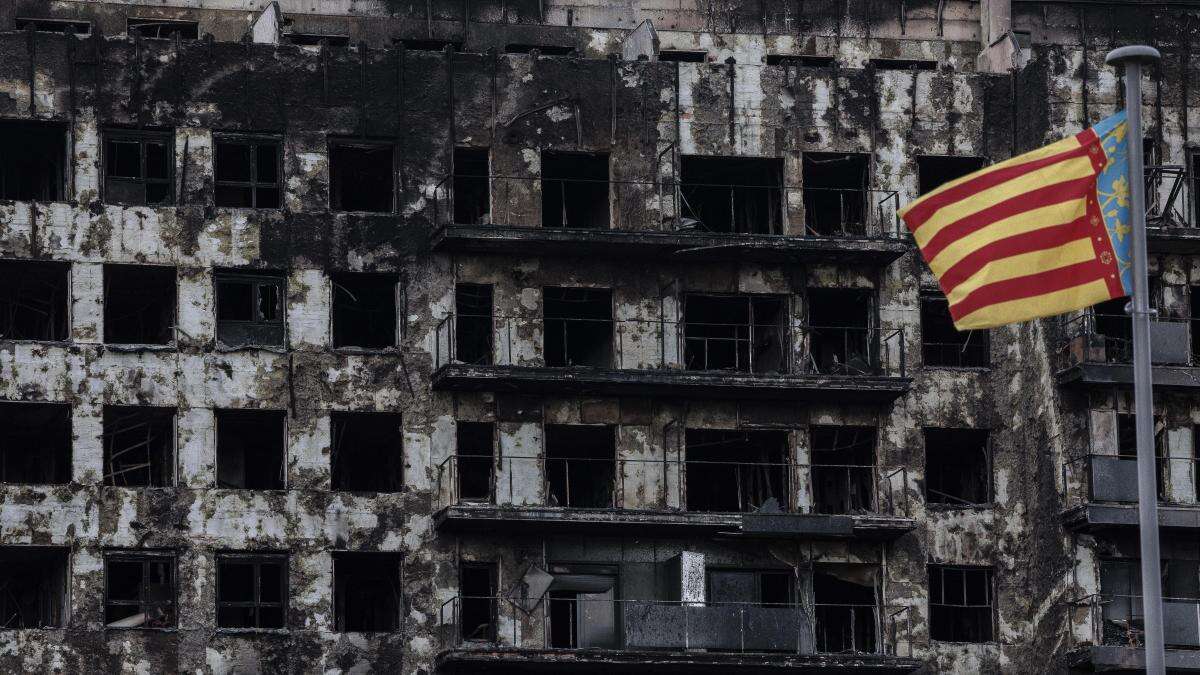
[459,562,498,642]
[810,426,876,514]
[679,156,783,234]
[543,287,613,368]
[683,294,788,373]
[686,429,789,512]
[802,153,868,236]
[806,288,874,375]
[542,152,609,229]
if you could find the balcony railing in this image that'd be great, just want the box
[1061,453,1200,509]
[430,173,904,239]
[1060,314,1197,368]
[440,595,913,657]
[434,455,911,517]
[1069,593,1200,649]
[433,314,907,378]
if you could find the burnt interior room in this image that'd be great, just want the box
[548,565,618,648]
[104,130,173,206]
[456,422,494,502]
[14,18,92,34]
[545,425,615,508]
[455,283,494,365]
[0,546,68,629]
[458,562,498,641]
[216,410,286,490]
[453,148,490,224]
[329,141,394,212]
[924,428,990,507]
[215,271,285,348]
[916,155,987,195]
[103,406,175,487]
[105,553,176,628]
[1116,413,1166,499]
[0,401,71,485]
[214,137,281,209]
[330,412,403,492]
[543,287,613,368]
[810,426,876,514]
[216,554,286,629]
[813,565,878,654]
[103,264,176,345]
[686,429,788,512]
[683,294,787,373]
[0,260,69,342]
[126,18,199,39]
[333,552,402,632]
[707,568,794,606]
[541,152,610,229]
[331,273,397,349]
[1091,296,1135,362]
[802,153,868,236]
[928,565,994,642]
[659,50,707,62]
[0,120,66,201]
[678,156,783,234]
[806,288,874,374]
[921,291,989,368]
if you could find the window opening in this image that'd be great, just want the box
[686,429,788,512]
[216,553,286,629]
[0,120,67,201]
[678,156,783,234]
[806,288,874,375]
[0,546,68,629]
[0,401,71,485]
[330,141,394,212]
[105,552,176,628]
[455,283,493,365]
[545,425,615,508]
[104,264,176,345]
[0,260,69,341]
[543,287,613,368]
[916,155,986,196]
[104,129,173,206]
[331,273,397,349]
[459,562,498,641]
[921,291,988,367]
[802,153,868,236]
[214,136,280,208]
[127,18,198,40]
[330,412,403,492]
[810,426,876,514]
[453,148,490,224]
[102,406,175,488]
[813,564,878,653]
[684,294,787,373]
[541,152,609,229]
[924,428,990,506]
[216,410,285,490]
[928,565,994,642]
[456,422,494,502]
[333,552,402,632]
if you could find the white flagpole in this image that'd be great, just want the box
[1105,44,1164,674]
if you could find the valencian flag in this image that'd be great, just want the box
[900,113,1134,330]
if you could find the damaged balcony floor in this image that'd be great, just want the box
[1061,503,1200,533]
[1065,645,1200,672]
[435,647,924,674]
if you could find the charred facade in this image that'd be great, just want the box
[0,0,1199,673]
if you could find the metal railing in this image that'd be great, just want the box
[1060,313,1199,367]
[1144,165,1190,228]
[434,454,911,517]
[1068,593,1200,649]
[921,340,990,368]
[433,314,907,378]
[440,594,913,657]
[430,173,905,238]
[1061,453,1200,509]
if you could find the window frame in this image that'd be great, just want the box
[213,133,283,209]
[328,138,397,213]
[920,291,990,369]
[214,270,286,348]
[14,17,92,35]
[127,17,199,40]
[103,551,178,630]
[923,428,993,508]
[103,128,175,206]
[927,564,996,644]
[215,552,288,631]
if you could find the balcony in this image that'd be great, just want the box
[1066,593,1200,671]
[1060,453,1200,533]
[1145,165,1200,254]
[431,315,911,403]
[1056,314,1200,390]
[436,596,921,674]
[433,455,914,541]
[428,173,909,266]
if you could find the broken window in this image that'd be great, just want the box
[127,18,198,40]
[0,546,68,629]
[1116,413,1166,500]
[331,273,397,349]
[103,406,175,488]
[813,565,879,653]
[105,552,176,629]
[928,565,994,643]
[0,401,71,485]
[683,294,788,373]
[330,412,403,492]
[916,155,986,195]
[686,429,788,512]
[216,553,286,630]
[803,153,868,236]
[545,425,615,508]
[333,552,402,632]
[541,152,610,229]
[807,288,875,375]
[455,283,493,365]
[547,565,618,648]
[659,50,707,63]
[678,156,783,234]
[459,562,497,641]
[0,260,69,341]
[921,291,989,367]
[924,428,990,506]
[870,58,936,71]
[456,422,494,502]
[14,18,91,35]
[104,264,176,345]
[329,141,394,212]
[1100,558,1200,646]
[216,410,285,490]
[1091,295,1144,363]
[0,120,67,201]
[453,148,490,224]
[506,44,574,56]
[810,426,876,514]
[215,271,285,348]
[286,33,350,47]
[214,135,281,209]
[104,129,173,206]
[708,569,795,607]
[543,287,613,368]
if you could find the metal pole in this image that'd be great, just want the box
[1106,44,1164,675]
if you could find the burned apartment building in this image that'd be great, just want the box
[2,0,1200,673]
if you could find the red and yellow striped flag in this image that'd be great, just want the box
[900,113,1133,330]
